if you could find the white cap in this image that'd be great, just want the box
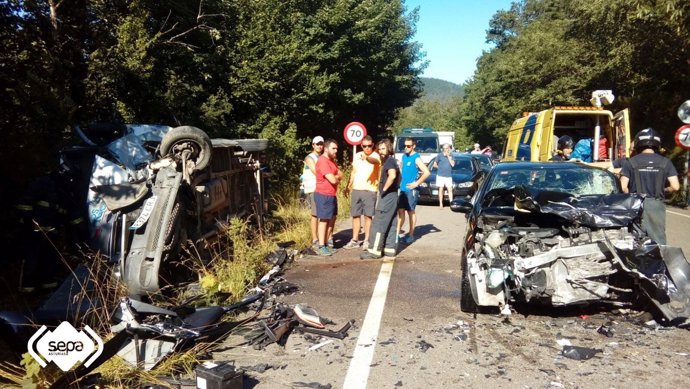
[474,143,480,148]
[312,136,324,144]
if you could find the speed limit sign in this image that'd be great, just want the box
[343,122,367,146]
[675,124,690,150]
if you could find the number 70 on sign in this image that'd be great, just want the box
[343,122,367,146]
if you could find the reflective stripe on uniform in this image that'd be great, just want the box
[16,204,33,211]
[70,217,84,225]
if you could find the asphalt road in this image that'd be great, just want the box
[219,204,690,389]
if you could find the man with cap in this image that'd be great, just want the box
[302,136,324,248]
[470,143,483,154]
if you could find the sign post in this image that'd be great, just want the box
[343,121,367,160]
[675,124,690,206]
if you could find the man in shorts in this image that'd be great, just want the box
[344,135,380,249]
[433,143,454,208]
[301,136,324,247]
[314,139,343,256]
[396,137,430,244]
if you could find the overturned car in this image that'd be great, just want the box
[59,124,269,296]
[451,162,690,326]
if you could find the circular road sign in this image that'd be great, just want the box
[343,122,367,146]
[675,124,690,150]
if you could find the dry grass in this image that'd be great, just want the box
[198,217,275,305]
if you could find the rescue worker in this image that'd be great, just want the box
[620,128,679,244]
[16,170,85,292]
[550,135,574,161]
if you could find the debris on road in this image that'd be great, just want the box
[561,345,603,360]
[415,340,435,352]
[597,324,615,337]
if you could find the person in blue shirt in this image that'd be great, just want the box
[433,144,455,208]
[396,137,430,243]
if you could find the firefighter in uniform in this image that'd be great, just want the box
[16,170,85,292]
[620,128,679,244]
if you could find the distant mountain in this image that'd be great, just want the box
[418,77,464,102]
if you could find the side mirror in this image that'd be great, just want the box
[450,197,472,213]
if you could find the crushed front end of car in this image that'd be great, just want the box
[463,185,690,327]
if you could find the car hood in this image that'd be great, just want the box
[428,170,474,182]
[480,185,643,228]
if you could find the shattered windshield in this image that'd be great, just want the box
[488,165,619,196]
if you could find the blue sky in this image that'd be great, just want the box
[404,0,515,85]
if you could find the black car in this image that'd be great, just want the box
[471,153,494,174]
[450,161,690,326]
[417,152,483,203]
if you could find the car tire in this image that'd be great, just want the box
[160,126,212,171]
[460,253,478,312]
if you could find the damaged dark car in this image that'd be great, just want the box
[451,161,690,327]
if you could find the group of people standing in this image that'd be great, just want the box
[301,135,431,259]
[550,129,680,245]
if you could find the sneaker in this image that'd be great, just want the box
[327,246,337,254]
[343,240,360,249]
[360,250,380,260]
[361,241,369,251]
[316,246,332,256]
[327,239,335,248]
[402,235,416,244]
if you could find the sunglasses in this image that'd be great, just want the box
[404,144,414,148]
[361,144,373,148]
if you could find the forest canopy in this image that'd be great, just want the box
[0,0,425,188]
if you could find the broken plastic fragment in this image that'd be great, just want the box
[597,325,614,337]
[294,304,325,329]
[561,345,602,360]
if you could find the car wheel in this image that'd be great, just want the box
[160,126,212,171]
[460,253,478,312]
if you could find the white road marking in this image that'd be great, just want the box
[343,258,395,389]
[667,210,690,219]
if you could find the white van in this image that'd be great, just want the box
[393,128,440,163]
